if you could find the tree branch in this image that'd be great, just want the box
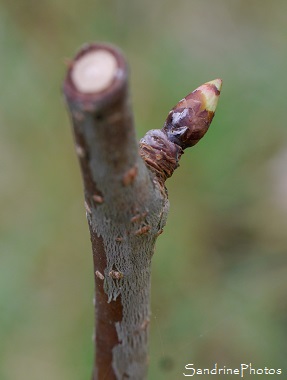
[63,42,222,380]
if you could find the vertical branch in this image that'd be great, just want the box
[63,43,169,379]
[63,42,222,380]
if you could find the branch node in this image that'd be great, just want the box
[122,165,138,186]
[95,271,105,280]
[75,144,86,158]
[92,194,104,204]
[140,318,150,331]
[109,270,124,280]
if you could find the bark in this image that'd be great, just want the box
[63,42,222,380]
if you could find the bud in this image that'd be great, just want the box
[162,79,222,149]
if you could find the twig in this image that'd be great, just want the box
[63,42,222,380]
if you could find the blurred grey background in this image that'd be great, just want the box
[1,0,287,379]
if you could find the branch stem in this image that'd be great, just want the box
[63,43,168,380]
[63,42,222,380]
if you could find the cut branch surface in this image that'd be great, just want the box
[63,42,222,380]
[71,49,118,93]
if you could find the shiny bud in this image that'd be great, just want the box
[162,79,222,149]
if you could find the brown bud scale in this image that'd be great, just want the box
[139,130,183,184]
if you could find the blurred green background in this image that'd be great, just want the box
[1,0,287,379]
